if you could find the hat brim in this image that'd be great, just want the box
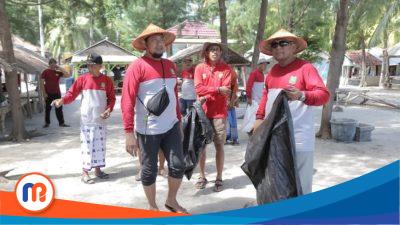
[132,31,176,52]
[259,36,307,56]
[201,42,227,59]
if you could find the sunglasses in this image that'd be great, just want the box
[270,40,293,49]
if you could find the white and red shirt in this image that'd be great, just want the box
[194,60,232,119]
[63,73,116,126]
[181,66,196,100]
[121,56,181,135]
[256,59,329,152]
[246,69,265,103]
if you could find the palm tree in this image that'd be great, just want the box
[317,0,350,139]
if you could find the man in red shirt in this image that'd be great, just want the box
[40,58,70,128]
[253,29,330,194]
[52,53,116,184]
[246,58,269,106]
[242,58,269,134]
[194,42,232,192]
[121,24,186,213]
[179,57,196,115]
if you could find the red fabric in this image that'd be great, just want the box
[121,56,181,133]
[246,69,264,100]
[41,69,63,94]
[256,59,330,119]
[194,60,232,119]
[62,73,116,111]
[181,66,195,79]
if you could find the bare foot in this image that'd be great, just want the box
[148,206,159,211]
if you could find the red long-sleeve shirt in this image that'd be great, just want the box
[121,56,181,134]
[256,58,329,152]
[62,73,115,126]
[194,60,232,119]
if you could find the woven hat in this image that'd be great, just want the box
[259,29,307,56]
[132,23,176,51]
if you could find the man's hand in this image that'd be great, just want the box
[100,108,111,119]
[253,119,264,132]
[52,98,63,108]
[247,98,252,106]
[218,86,231,96]
[126,133,139,157]
[199,96,207,104]
[284,87,303,101]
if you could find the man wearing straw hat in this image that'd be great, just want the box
[194,42,233,192]
[253,29,330,194]
[121,24,187,213]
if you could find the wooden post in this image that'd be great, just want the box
[24,73,32,118]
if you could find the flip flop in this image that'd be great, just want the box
[81,174,95,184]
[214,179,223,192]
[95,171,109,179]
[164,204,189,214]
[195,177,208,189]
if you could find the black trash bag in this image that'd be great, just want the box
[144,86,170,116]
[182,101,214,180]
[241,91,303,205]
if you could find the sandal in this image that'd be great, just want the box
[95,171,109,179]
[195,177,208,189]
[165,204,189,214]
[214,179,223,192]
[81,174,95,184]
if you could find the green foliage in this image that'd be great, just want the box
[4,0,400,61]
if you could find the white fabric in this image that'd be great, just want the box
[242,102,259,133]
[80,125,106,171]
[251,82,264,103]
[264,89,315,152]
[80,89,107,126]
[296,151,314,194]
[135,78,178,135]
[181,79,196,100]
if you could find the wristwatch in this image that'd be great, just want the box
[299,91,306,102]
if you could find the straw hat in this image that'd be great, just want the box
[132,23,176,51]
[201,42,227,59]
[259,29,307,56]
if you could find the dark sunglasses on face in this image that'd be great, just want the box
[270,40,292,49]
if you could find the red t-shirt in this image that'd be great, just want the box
[41,69,63,94]
[194,60,232,119]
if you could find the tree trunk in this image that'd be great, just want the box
[251,0,269,70]
[379,34,389,87]
[0,0,28,141]
[359,36,367,87]
[89,15,94,45]
[317,0,349,139]
[218,0,228,45]
[38,0,45,57]
[287,0,296,31]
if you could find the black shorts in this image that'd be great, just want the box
[136,122,185,186]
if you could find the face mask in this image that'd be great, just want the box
[151,52,163,58]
